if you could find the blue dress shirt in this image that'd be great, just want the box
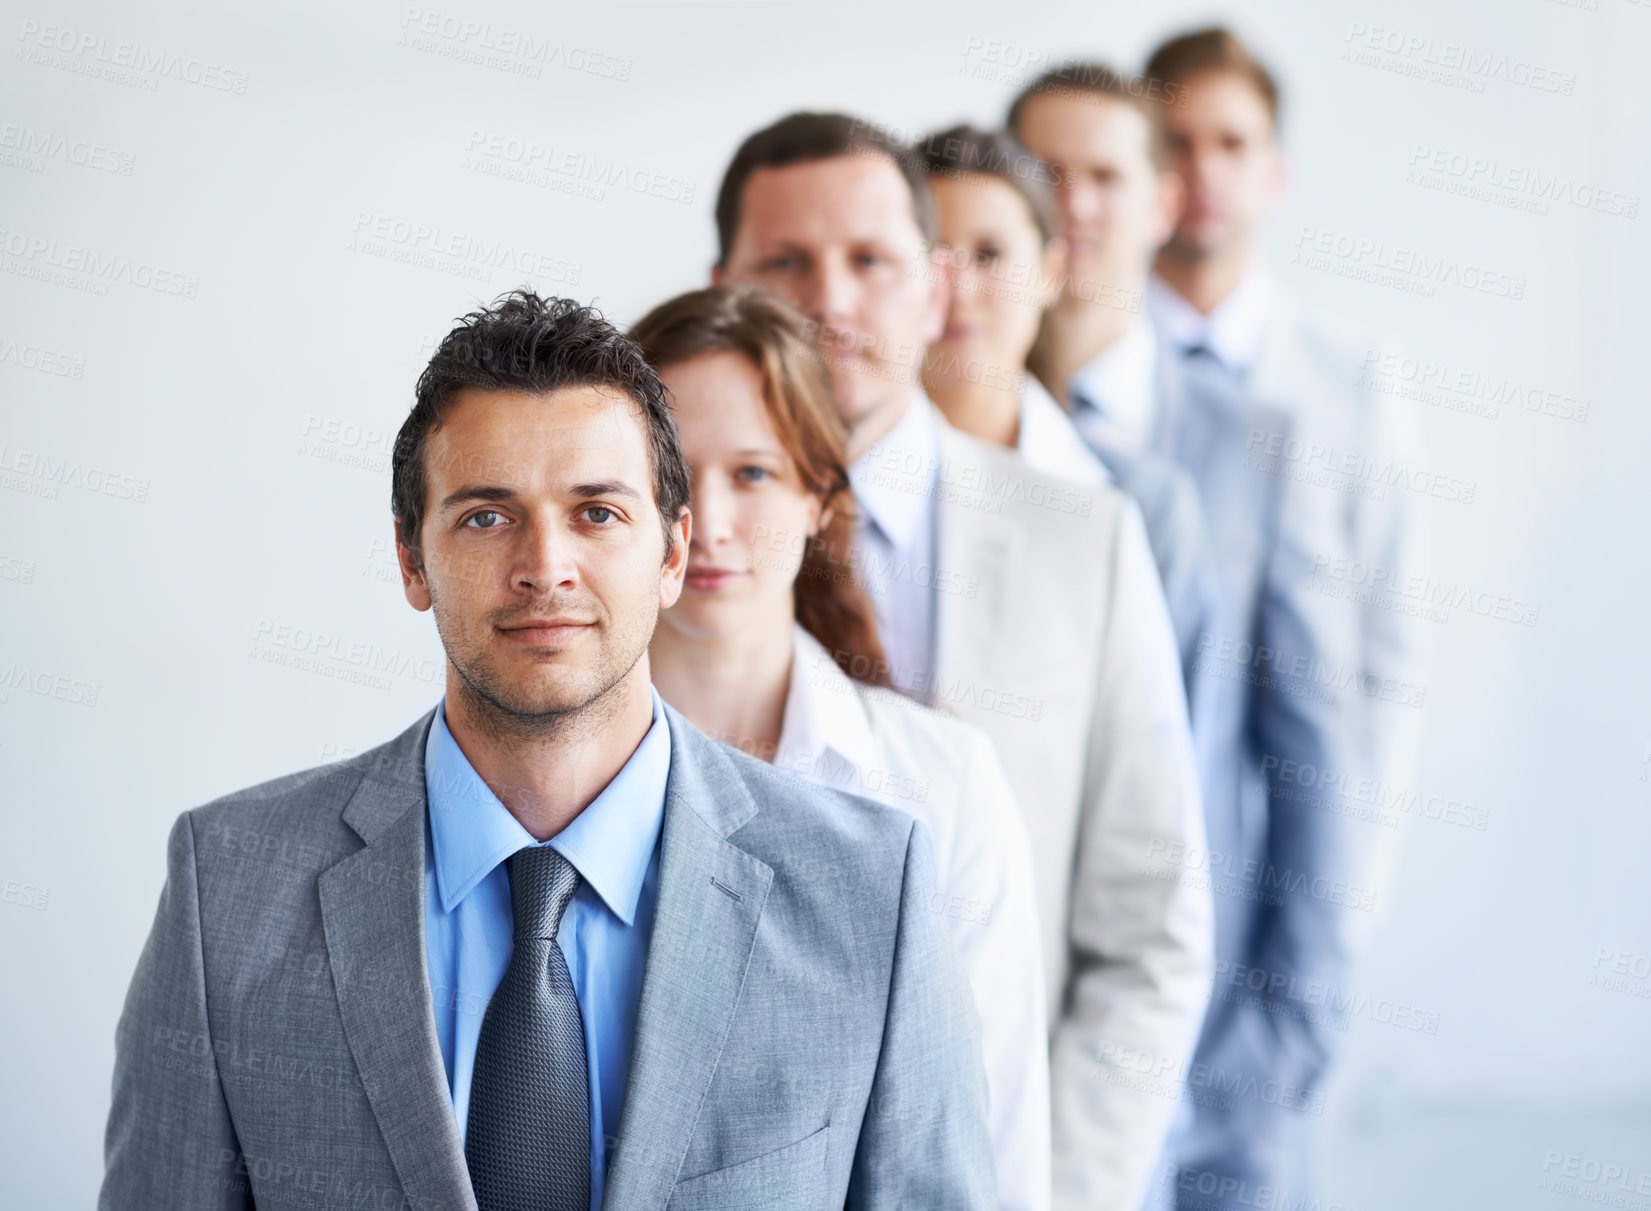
[422,687,672,1211]
[847,391,941,700]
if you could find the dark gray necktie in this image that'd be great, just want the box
[1181,341,1240,388]
[464,845,590,1211]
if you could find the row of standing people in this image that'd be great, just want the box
[98,24,1424,1211]
[640,25,1424,1211]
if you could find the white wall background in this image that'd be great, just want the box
[3,0,1648,1206]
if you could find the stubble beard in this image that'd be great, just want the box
[431,581,656,748]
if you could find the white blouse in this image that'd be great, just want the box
[775,622,1052,1211]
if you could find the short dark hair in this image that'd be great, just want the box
[916,124,1058,245]
[1145,27,1281,127]
[391,289,690,568]
[1007,61,1171,169]
[714,111,936,267]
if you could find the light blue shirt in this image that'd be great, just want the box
[1147,265,1274,385]
[1065,317,1160,459]
[847,391,941,700]
[422,688,672,1211]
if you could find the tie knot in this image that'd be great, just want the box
[505,846,582,942]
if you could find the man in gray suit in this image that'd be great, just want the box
[714,112,1214,1211]
[100,291,995,1210]
[1012,62,1370,1210]
[1143,28,1427,834]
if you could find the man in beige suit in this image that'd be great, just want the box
[712,111,1214,1211]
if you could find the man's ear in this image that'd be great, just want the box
[1149,169,1186,249]
[660,505,691,610]
[710,262,726,286]
[1039,237,1070,311]
[395,519,432,612]
[1269,147,1289,205]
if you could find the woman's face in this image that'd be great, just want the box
[925,173,1064,392]
[655,349,825,643]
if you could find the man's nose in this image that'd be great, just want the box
[514,520,579,593]
[803,258,858,327]
[1181,145,1215,188]
[1065,181,1105,227]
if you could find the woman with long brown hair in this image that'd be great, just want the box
[634,284,1051,1211]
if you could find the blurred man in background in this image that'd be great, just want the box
[1145,26,1426,812]
[1013,57,1374,1211]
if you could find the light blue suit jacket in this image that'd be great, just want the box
[1076,348,1367,1211]
[1067,397,1225,738]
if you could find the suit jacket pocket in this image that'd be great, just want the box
[665,1123,831,1210]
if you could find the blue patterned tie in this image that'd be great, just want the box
[1181,341,1240,388]
[464,845,590,1211]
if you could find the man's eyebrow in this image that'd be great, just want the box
[437,484,516,512]
[570,480,643,502]
[437,481,644,512]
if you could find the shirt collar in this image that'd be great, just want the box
[1018,377,1113,485]
[847,390,939,554]
[1148,262,1273,379]
[773,622,878,785]
[1066,320,1158,431]
[424,686,671,926]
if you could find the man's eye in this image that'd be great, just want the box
[584,505,616,524]
[759,256,796,272]
[465,510,504,529]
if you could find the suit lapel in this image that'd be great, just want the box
[601,706,775,1210]
[1149,339,1190,463]
[1246,293,1301,409]
[317,712,478,1211]
[933,422,1025,690]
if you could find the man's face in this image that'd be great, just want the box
[1015,92,1180,294]
[717,153,949,445]
[1157,69,1284,259]
[396,385,688,723]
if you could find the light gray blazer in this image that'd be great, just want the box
[1249,291,1428,907]
[100,701,995,1210]
[927,419,1214,1211]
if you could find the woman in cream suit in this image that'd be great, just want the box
[634,285,1051,1211]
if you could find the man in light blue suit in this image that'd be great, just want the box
[1144,28,1427,843]
[100,291,995,1211]
[1013,61,1371,1211]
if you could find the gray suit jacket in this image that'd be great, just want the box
[1127,330,1389,1210]
[101,701,994,1210]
